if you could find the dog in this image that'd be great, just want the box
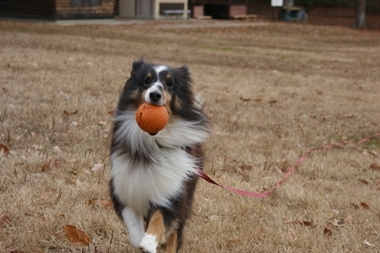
[109,60,211,253]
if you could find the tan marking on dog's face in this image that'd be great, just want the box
[129,89,141,100]
[163,91,173,115]
[129,89,144,109]
[172,96,182,112]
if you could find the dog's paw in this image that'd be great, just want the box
[139,234,157,253]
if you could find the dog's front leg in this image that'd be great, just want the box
[121,207,145,249]
[139,209,166,253]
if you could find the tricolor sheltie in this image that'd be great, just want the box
[109,60,211,253]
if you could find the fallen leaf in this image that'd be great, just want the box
[254,98,262,103]
[360,202,370,210]
[41,162,51,172]
[87,198,96,207]
[0,143,10,155]
[269,100,277,105]
[351,203,360,209]
[226,237,242,243]
[107,110,114,115]
[52,146,61,154]
[63,224,92,247]
[328,218,344,227]
[8,249,23,253]
[95,200,112,209]
[54,189,62,205]
[363,240,375,247]
[344,215,353,225]
[288,228,298,238]
[362,150,378,157]
[323,228,332,236]
[0,214,11,227]
[369,163,380,170]
[358,179,369,185]
[240,96,250,102]
[91,164,104,177]
[282,216,293,224]
[63,110,78,116]
[303,218,315,227]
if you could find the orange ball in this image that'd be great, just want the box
[136,103,169,134]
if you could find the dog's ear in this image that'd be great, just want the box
[132,60,144,72]
[179,64,189,74]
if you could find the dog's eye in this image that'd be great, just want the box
[144,79,151,85]
[166,80,173,87]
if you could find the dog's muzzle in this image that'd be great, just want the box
[145,82,165,106]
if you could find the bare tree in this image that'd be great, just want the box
[353,0,366,28]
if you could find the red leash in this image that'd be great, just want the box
[197,132,380,199]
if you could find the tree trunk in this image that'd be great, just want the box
[353,0,366,28]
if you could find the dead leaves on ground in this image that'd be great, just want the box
[282,214,316,228]
[282,211,369,239]
[369,163,380,170]
[360,202,370,210]
[87,198,112,209]
[0,214,11,227]
[323,227,333,236]
[282,213,317,239]
[63,224,92,247]
[63,110,78,117]
[0,143,10,155]
[91,163,104,177]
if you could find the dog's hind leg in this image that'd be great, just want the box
[139,209,165,253]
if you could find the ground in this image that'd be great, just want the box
[0,18,380,253]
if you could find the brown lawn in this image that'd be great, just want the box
[0,19,380,253]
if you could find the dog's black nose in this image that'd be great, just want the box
[149,91,162,102]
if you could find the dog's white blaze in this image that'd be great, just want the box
[153,65,168,76]
[121,207,145,248]
[139,234,158,253]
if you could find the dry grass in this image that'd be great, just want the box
[0,19,380,253]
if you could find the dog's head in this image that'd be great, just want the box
[119,60,195,116]
[113,60,210,148]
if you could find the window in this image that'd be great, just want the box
[72,0,101,6]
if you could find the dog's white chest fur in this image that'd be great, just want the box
[111,148,197,216]
[110,112,207,216]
